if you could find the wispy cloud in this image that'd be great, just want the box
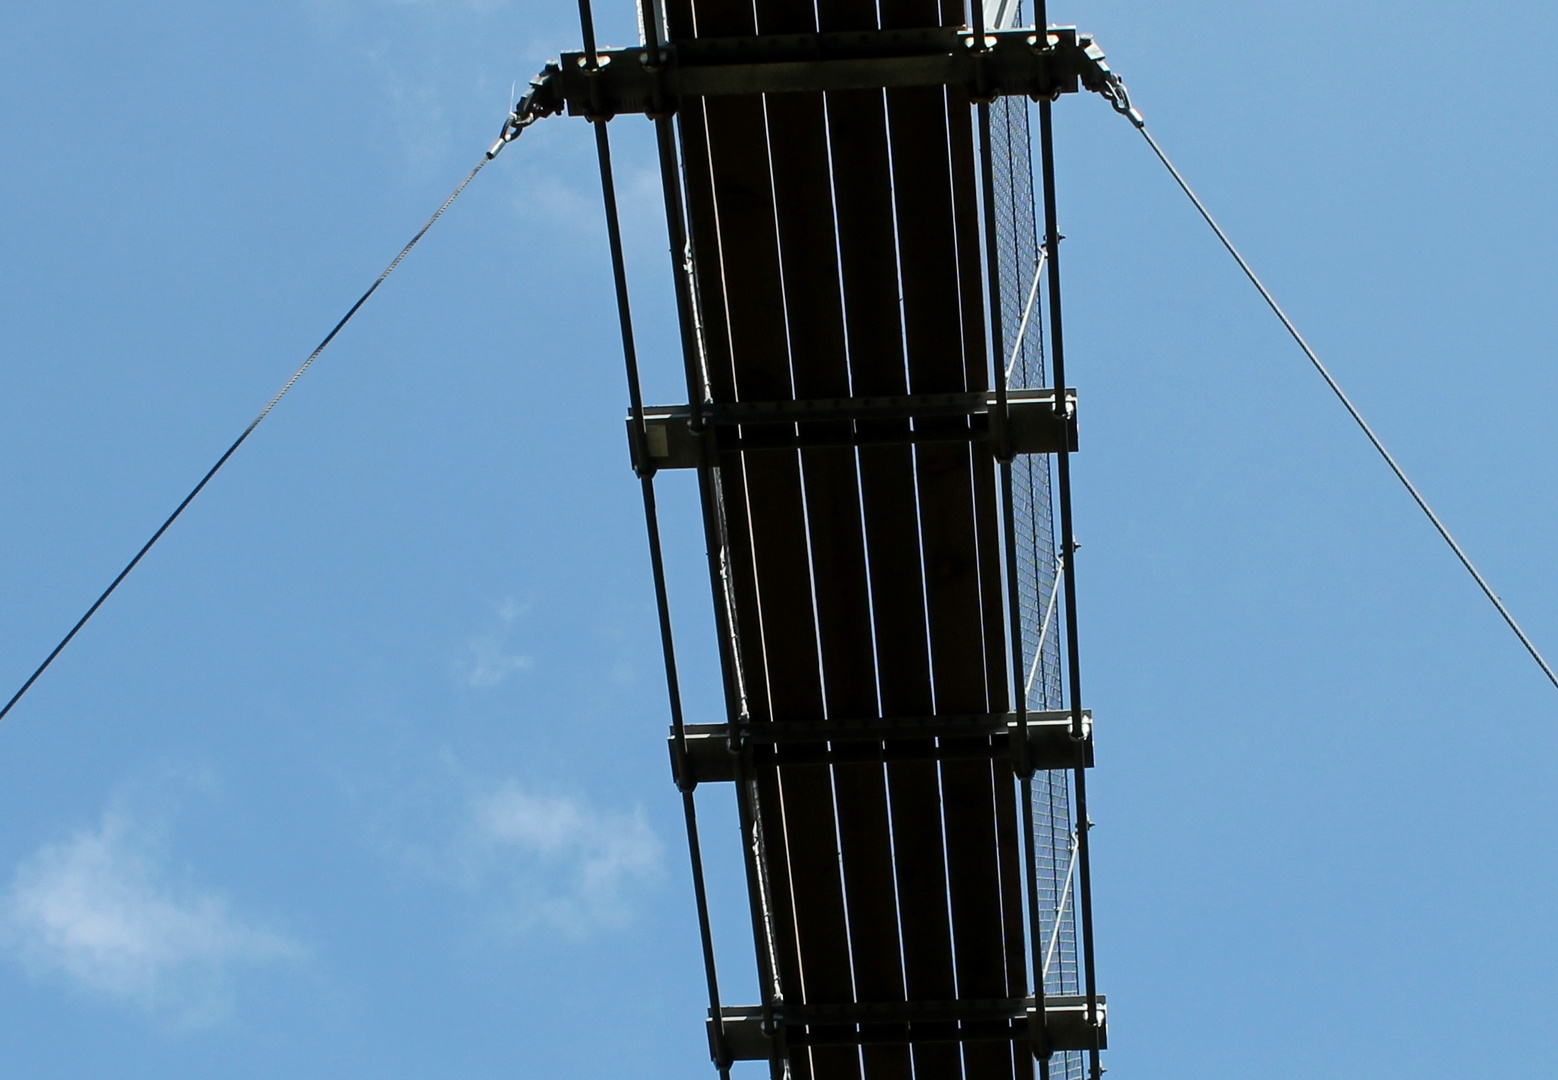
[456,599,534,688]
[462,637,534,688]
[302,0,572,175]
[373,761,663,936]
[470,781,662,933]
[3,812,300,1026]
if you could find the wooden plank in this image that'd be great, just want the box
[945,51,1033,1080]
[663,0,1033,1074]
[677,3,859,1079]
[741,0,894,1077]
[813,5,963,1080]
[748,0,931,1072]
[947,44,1025,1080]
[666,7,805,1079]
[880,0,1015,1075]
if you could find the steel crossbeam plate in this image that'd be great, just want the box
[711,996,1108,1059]
[672,711,1094,784]
[627,388,1078,471]
[543,26,1094,117]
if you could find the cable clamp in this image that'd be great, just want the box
[487,64,564,158]
[1071,34,1144,128]
[1097,69,1144,129]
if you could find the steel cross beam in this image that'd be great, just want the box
[673,710,1094,784]
[627,388,1078,472]
[712,996,1108,1060]
[521,26,1122,120]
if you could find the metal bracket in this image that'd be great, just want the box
[629,387,1077,472]
[710,995,1106,1060]
[526,26,1123,119]
[672,710,1093,785]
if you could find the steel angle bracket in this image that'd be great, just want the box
[524,26,1123,120]
[627,387,1078,472]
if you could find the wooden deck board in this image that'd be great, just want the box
[663,0,1032,1074]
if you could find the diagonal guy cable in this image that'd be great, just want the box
[1,135,519,726]
[1129,116,1558,694]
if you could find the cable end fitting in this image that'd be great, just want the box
[487,63,564,159]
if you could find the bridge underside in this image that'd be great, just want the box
[567,0,1108,1074]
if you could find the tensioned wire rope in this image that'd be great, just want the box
[0,107,542,726]
[1093,76,1558,695]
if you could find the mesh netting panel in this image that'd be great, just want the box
[990,33,1085,1077]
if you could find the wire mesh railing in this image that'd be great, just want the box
[989,29,1086,1076]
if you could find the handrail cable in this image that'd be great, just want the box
[1005,248,1048,384]
[1092,78,1558,695]
[1023,552,1064,701]
[0,112,541,726]
[1042,831,1079,981]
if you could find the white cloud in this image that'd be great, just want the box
[467,781,662,934]
[462,635,534,688]
[456,599,535,688]
[4,812,300,1026]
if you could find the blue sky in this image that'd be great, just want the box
[2,0,1556,1077]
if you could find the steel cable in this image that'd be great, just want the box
[1,137,520,726]
[1120,111,1558,694]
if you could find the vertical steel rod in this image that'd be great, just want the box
[576,0,599,62]
[1034,6,1057,1069]
[1037,94,1101,1080]
[976,98,1024,761]
[650,89,785,1080]
[640,9,784,1069]
[579,0,736,1070]
[592,118,734,1078]
[641,73,786,1079]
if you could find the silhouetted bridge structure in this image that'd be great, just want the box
[520,1,1119,1076]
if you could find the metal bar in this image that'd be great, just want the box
[656,0,787,1073]
[879,10,976,1072]
[641,0,662,64]
[665,78,791,1080]
[583,2,733,1074]
[675,718,1091,781]
[754,6,899,1078]
[755,6,920,1072]
[1005,250,1047,384]
[978,108,1007,465]
[631,417,1073,469]
[1019,775,1048,1061]
[575,0,598,63]
[816,8,956,1076]
[690,6,860,1077]
[698,386,1069,424]
[1037,93,1102,1079]
[914,33,1014,1073]
[713,993,1106,1055]
[638,17,740,1080]
[815,13,919,1074]
[1029,20,1052,1080]
[1024,552,1063,700]
[691,708,1089,743]
[650,115,739,731]
[736,768,789,1079]
[628,390,1077,471]
[681,790,731,1075]
[1042,834,1078,980]
[543,27,1092,117]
